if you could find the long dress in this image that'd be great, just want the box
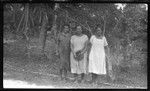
[89,35,108,75]
[70,34,88,74]
[58,33,71,72]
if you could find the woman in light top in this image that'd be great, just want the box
[88,25,110,83]
[70,25,89,83]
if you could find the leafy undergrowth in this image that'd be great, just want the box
[3,39,147,88]
[3,62,147,88]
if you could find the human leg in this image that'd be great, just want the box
[59,58,67,80]
[88,73,98,84]
[77,73,85,83]
[59,68,64,80]
[72,73,78,82]
[81,73,85,80]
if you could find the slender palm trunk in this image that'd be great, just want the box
[39,12,48,54]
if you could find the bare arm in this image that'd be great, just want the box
[86,21,93,35]
[86,35,93,54]
[81,40,89,54]
[70,41,76,57]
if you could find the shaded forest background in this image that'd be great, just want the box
[3,3,147,79]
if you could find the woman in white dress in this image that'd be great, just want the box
[70,25,89,83]
[88,26,110,83]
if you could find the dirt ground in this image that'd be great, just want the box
[3,38,147,89]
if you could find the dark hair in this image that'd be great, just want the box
[93,25,102,35]
[60,24,69,32]
[95,24,101,30]
[95,25,102,32]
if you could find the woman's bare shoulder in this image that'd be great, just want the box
[83,34,88,37]
[90,35,95,39]
[103,36,107,39]
[71,35,76,38]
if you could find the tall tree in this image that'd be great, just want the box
[38,4,49,54]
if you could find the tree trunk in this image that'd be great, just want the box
[39,11,48,54]
[50,3,59,55]
[24,4,30,58]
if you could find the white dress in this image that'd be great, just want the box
[70,34,88,74]
[89,35,108,75]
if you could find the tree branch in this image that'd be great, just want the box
[29,12,34,27]
[101,10,108,36]
[86,21,92,35]
[114,17,120,30]
[16,12,25,33]
[47,6,94,35]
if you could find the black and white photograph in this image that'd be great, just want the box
[3,1,148,89]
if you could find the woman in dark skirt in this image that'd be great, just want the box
[58,24,71,80]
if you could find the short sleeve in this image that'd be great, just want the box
[84,35,88,41]
[70,35,74,44]
[103,36,108,46]
[90,35,94,43]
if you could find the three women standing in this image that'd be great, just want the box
[59,24,111,84]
